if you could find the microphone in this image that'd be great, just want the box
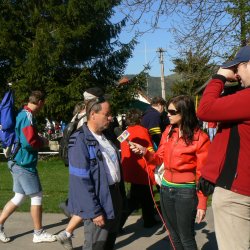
[114,127,132,145]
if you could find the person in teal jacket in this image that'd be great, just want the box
[0,90,56,244]
[14,106,44,171]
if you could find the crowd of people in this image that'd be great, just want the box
[0,45,250,250]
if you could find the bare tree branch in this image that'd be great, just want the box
[120,0,250,61]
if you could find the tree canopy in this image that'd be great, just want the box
[120,0,250,61]
[107,70,147,114]
[118,0,249,99]
[0,0,138,121]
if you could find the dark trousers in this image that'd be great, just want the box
[120,183,156,229]
[82,184,122,250]
[160,186,198,250]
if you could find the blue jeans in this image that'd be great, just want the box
[8,160,42,195]
[160,186,198,250]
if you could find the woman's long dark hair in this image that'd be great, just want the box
[168,95,199,145]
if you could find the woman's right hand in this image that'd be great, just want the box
[129,142,146,156]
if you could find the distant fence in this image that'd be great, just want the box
[0,151,59,155]
[0,140,60,156]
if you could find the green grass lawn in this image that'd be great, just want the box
[0,156,69,213]
[0,156,210,213]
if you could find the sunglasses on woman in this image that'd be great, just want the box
[167,109,179,116]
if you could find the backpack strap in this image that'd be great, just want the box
[74,112,86,124]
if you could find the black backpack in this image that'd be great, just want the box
[59,114,85,166]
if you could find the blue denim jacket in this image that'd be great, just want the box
[67,124,116,220]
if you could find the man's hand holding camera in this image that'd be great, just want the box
[217,67,238,82]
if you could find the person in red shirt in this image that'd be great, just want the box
[119,109,158,229]
[197,45,250,250]
[129,95,210,250]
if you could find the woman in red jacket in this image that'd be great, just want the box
[119,109,158,229]
[130,95,210,250]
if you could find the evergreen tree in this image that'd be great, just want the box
[107,70,147,115]
[0,0,136,121]
[171,51,215,96]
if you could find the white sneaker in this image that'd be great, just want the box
[0,230,10,243]
[33,230,57,243]
[56,231,73,250]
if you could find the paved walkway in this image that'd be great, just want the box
[1,207,218,250]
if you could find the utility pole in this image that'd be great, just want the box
[144,42,149,96]
[156,48,166,100]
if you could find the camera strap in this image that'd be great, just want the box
[216,124,239,189]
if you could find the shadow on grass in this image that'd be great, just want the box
[0,154,7,162]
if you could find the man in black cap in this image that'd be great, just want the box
[197,45,250,250]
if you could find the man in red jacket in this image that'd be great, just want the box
[197,45,250,250]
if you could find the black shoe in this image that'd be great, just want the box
[143,220,160,228]
[118,228,125,235]
[155,226,166,235]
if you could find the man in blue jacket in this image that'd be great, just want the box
[67,97,122,250]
